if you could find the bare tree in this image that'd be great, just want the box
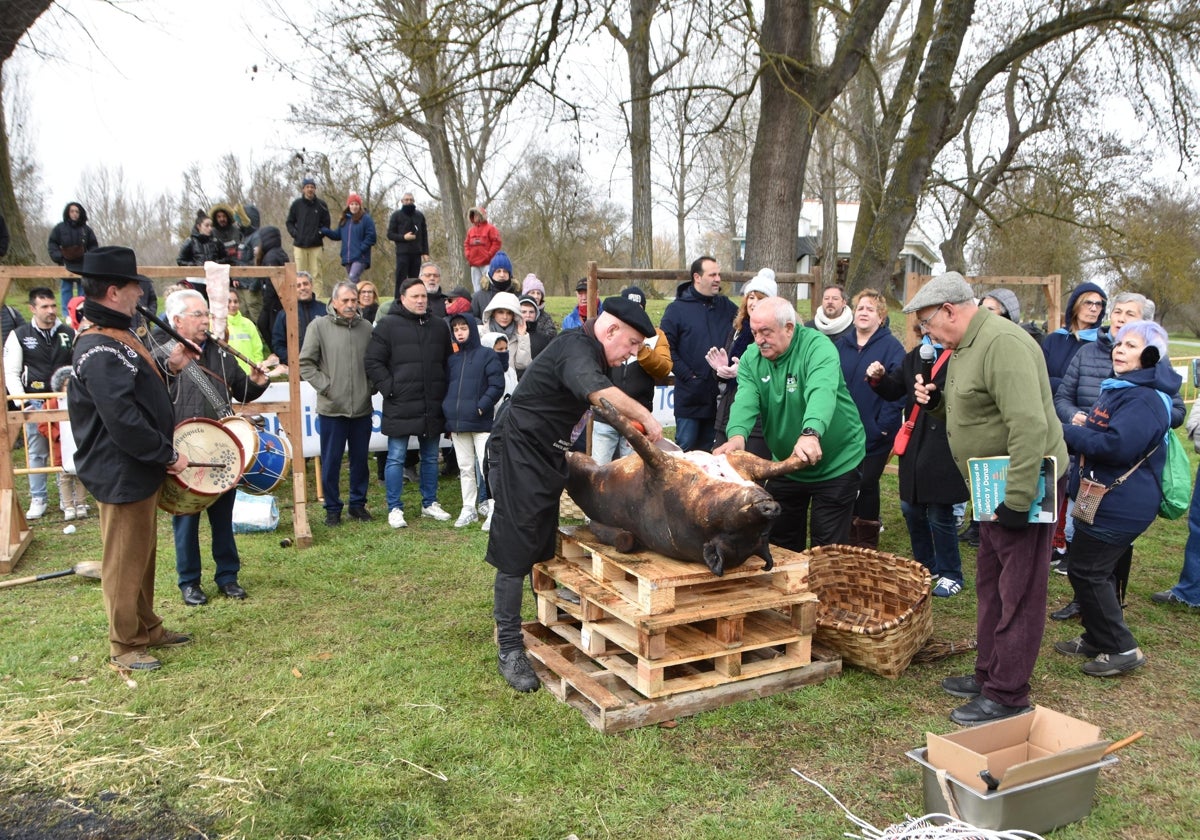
[845,0,1200,294]
[1,0,56,263]
[495,148,629,293]
[600,0,693,268]
[270,0,572,285]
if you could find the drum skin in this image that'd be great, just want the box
[159,418,245,515]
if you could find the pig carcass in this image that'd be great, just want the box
[564,399,803,576]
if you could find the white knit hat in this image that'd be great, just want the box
[742,268,777,298]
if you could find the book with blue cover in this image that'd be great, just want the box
[968,456,1058,523]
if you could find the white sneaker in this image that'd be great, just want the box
[63,507,76,521]
[454,508,478,528]
[388,508,407,529]
[74,504,89,519]
[482,501,494,532]
[421,502,451,521]
[26,498,47,520]
[477,501,490,517]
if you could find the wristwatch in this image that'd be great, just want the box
[801,427,820,438]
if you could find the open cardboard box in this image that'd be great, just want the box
[926,705,1111,794]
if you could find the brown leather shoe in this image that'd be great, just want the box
[149,630,193,648]
[110,651,161,671]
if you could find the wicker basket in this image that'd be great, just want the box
[804,544,933,679]
[559,490,586,521]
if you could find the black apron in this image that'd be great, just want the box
[484,327,613,576]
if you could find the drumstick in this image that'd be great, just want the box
[203,330,269,373]
[185,461,231,468]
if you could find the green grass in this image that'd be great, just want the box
[3,452,1199,838]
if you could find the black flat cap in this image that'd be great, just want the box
[602,296,655,337]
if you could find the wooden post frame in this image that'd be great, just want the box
[901,273,1062,350]
[0,263,312,574]
[584,262,818,313]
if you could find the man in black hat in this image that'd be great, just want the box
[591,286,672,463]
[68,246,198,672]
[486,298,663,692]
[562,277,603,331]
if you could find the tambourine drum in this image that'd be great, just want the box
[219,415,292,495]
[159,418,245,515]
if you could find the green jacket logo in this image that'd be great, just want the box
[786,373,798,394]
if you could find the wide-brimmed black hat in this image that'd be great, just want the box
[68,246,150,285]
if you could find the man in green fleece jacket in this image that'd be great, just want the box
[906,271,1068,727]
[715,296,865,551]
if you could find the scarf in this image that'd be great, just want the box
[812,306,852,336]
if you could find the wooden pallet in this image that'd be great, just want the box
[533,526,825,701]
[523,622,842,734]
[553,524,810,613]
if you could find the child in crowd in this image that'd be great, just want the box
[41,367,90,519]
[443,315,505,529]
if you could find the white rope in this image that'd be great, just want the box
[789,769,1046,840]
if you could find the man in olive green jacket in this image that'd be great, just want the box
[299,281,375,526]
[907,272,1067,727]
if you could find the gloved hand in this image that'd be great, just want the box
[993,502,1030,531]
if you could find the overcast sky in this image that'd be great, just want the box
[15,0,312,219]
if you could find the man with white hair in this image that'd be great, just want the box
[715,296,865,551]
[907,271,1067,726]
[162,289,270,606]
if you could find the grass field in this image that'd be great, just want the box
[1,286,1199,837]
[2,442,1199,838]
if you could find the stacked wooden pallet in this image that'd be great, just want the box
[523,525,841,732]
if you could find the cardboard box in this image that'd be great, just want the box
[907,748,1118,833]
[926,705,1111,794]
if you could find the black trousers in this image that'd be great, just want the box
[1068,529,1138,653]
[765,464,861,552]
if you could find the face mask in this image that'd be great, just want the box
[495,349,510,368]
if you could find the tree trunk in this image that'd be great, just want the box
[627,0,656,269]
[1,0,56,264]
[744,2,814,274]
[0,77,35,264]
[847,0,977,293]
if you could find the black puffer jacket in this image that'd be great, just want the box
[364,300,453,438]
[47,203,99,266]
[871,342,968,505]
[177,227,227,266]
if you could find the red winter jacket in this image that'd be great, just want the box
[462,207,501,267]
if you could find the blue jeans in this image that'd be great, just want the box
[60,278,82,312]
[24,399,48,501]
[318,414,372,513]
[901,500,963,585]
[386,435,439,510]
[173,487,240,588]
[591,421,632,464]
[674,416,716,453]
[1171,468,1200,605]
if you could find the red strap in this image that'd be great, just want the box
[904,348,950,426]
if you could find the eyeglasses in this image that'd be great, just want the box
[1080,299,1104,308]
[183,310,209,319]
[916,305,946,331]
